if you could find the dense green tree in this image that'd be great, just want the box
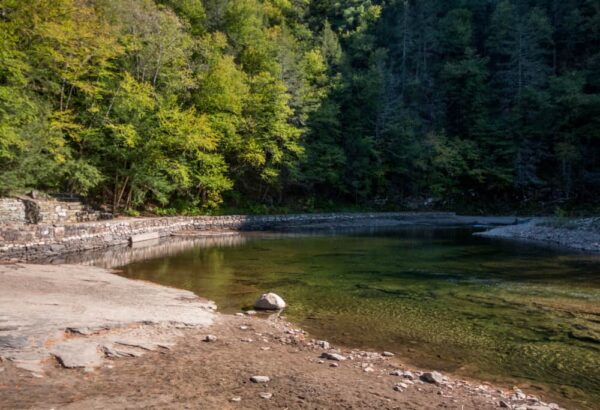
[0,0,598,212]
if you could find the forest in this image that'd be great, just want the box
[0,0,598,214]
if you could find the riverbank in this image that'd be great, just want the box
[0,212,523,260]
[477,217,600,253]
[0,264,565,410]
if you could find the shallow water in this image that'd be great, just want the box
[113,228,600,408]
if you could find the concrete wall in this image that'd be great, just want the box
[0,212,456,260]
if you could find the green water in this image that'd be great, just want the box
[116,228,600,408]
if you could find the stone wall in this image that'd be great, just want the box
[0,197,111,224]
[0,212,456,260]
[0,199,26,224]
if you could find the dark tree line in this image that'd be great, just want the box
[303,0,599,211]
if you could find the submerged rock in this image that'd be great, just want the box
[254,293,286,310]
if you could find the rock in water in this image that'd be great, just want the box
[254,293,286,310]
[420,371,444,384]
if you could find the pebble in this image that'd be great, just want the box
[316,340,330,349]
[239,326,249,331]
[203,335,217,342]
[499,400,510,408]
[330,362,339,368]
[230,397,242,402]
[320,352,346,361]
[420,371,444,384]
[404,371,416,380]
[394,385,404,392]
[396,382,408,389]
[363,367,374,373]
[245,310,257,315]
[259,392,273,399]
[382,351,394,357]
[250,375,270,383]
[241,338,253,343]
[512,391,526,401]
[235,313,245,317]
[260,347,270,351]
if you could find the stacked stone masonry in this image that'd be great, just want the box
[0,212,455,260]
[0,199,26,224]
[0,197,111,225]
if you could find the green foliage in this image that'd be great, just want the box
[0,0,598,212]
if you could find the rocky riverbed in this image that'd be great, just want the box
[477,217,600,253]
[0,263,568,409]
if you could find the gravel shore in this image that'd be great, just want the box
[0,263,568,409]
[476,217,600,252]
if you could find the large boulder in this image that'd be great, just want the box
[254,293,286,310]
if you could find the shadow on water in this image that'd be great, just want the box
[57,226,600,409]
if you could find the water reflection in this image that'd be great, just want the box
[44,234,249,268]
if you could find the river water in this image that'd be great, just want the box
[89,227,599,408]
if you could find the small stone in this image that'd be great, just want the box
[396,382,408,389]
[239,326,249,330]
[230,397,242,402]
[420,371,444,384]
[363,366,374,372]
[390,370,403,376]
[259,392,273,399]
[318,360,325,364]
[316,340,330,349]
[511,390,526,401]
[382,351,394,357]
[254,293,286,310]
[403,371,416,380]
[250,375,270,383]
[320,352,346,361]
[235,313,245,317]
[330,362,339,368]
[499,400,510,408]
[394,385,404,392]
[260,347,270,351]
[245,310,257,315]
[203,335,217,342]
[241,338,253,343]
[526,406,551,410]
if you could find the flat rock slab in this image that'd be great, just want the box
[52,341,104,368]
[0,263,215,373]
